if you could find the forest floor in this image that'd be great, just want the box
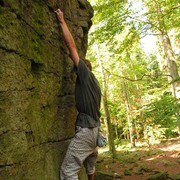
[95,136,180,180]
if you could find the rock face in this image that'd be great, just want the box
[0,0,93,179]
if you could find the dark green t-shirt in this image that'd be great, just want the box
[75,60,101,128]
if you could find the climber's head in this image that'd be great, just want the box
[83,59,92,71]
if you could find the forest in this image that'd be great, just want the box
[87,0,180,179]
[0,0,179,179]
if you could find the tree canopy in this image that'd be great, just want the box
[87,0,180,152]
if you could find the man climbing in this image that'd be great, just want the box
[55,8,101,180]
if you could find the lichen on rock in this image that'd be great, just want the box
[0,0,93,179]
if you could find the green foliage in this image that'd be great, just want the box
[142,0,180,32]
[90,0,128,43]
[124,169,132,176]
[88,0,180,144]
[144,92,180,127]
[143,92,180,138]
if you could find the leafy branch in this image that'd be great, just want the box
[102,66,173,82]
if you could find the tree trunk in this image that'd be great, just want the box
[154,0,180,98]
[102,93,116,155]
[122,80,135,148]
[129,57,143,140]
[96,45,116,156]
[160,31,180,98]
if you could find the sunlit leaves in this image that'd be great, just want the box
[141,0,180,32]
[89,0,129,43]
[87,0,179,141]
[143,92,180,128]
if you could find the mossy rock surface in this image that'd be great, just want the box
[0,0,93,179]
[169,173,180,180]
[95,171,113,180]
[147,171,168,180]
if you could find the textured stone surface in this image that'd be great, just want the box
[0,0,93,179]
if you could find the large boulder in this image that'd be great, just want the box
[0,0,93,179]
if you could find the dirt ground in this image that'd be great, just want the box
[95,137,180,180]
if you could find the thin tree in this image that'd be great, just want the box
[96,44,116,156]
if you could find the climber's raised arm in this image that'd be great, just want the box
[55,8,79,67]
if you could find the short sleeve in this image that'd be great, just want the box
[76,60,90,84]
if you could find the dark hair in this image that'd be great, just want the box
[83,59,92,71]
